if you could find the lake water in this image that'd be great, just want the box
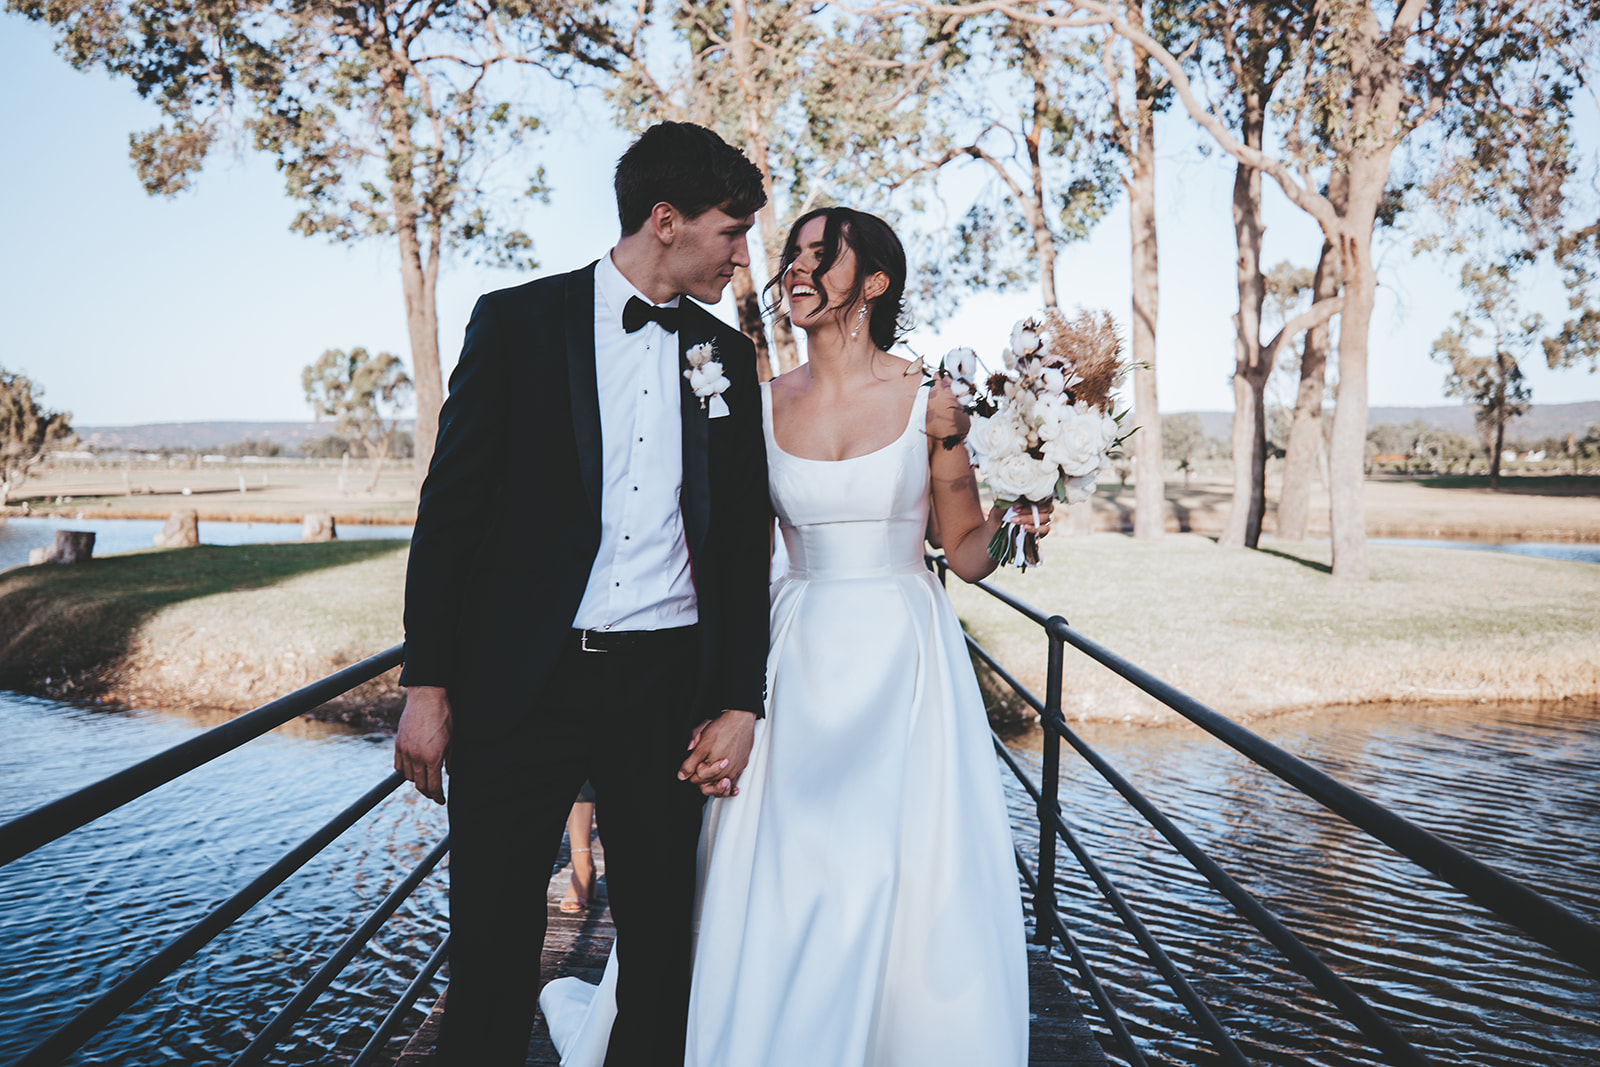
[1,692,1595,1065]
[0,517,413,574]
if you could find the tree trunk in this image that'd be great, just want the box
[1489,359,1507,490]
[392,172,442,484]
[46,530,95,564]
[1329,214,1376,580]
[1219,119,1267,550]
[1128,16,1163,541]
[1278,233,1341,541]
[730,267,774,381]
[1025,37,1061,311]
[730,0,794,374]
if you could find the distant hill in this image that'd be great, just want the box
[74,402,1600,452]
[76,420,414,452]
[1180,401,1600,443]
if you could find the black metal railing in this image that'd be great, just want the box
[928,552,1600,1067]
[0,643,451,1067]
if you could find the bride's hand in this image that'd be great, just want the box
[679,709,757,797]
[1003,499,1055,538]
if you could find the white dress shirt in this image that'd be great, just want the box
[571,252,699,632]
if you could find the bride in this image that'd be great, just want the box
[542,206,1043,1066]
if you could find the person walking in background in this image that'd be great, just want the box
[393,122,772,1067]
[560,784,598,914]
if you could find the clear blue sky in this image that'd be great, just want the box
[3,19,1596,427]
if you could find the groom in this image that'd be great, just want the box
[395,122,770,1066]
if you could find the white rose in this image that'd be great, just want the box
[986,452,1061,503]
[1010,319,1044,355]
[1043,405,1107,477]
[967,413,1026,463]
[1061,471,1099,504]
[1100,410,1119,447]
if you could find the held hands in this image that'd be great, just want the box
[679,709,757,798]
[395,686,453,805]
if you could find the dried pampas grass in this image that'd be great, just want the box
[1042,309,1125,413]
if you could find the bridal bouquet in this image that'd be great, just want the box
[941,309,1132,569]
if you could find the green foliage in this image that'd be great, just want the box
[7,0,611,272]
[1431,262,1539,477]
[0,367,76,502]
[219,438,283,458]
[302,348,412,482]
[913,13,1122,306]
[1545,219,1600,373]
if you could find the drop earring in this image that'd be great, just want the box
[851,303,869,340]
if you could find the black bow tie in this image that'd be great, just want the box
[623,296,681,334]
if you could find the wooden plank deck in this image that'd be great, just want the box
[397,846,1105,1066]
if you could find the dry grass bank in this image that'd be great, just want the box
[948,534,1600,726]
[0,541,407,725]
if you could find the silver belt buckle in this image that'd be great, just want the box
[579,629,607,653]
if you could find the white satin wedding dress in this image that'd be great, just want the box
[540,381,1028,1066]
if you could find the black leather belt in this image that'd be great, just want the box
[570,626,696,654]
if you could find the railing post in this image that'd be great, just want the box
[935,556,948,587]
[1035,622,1065,946]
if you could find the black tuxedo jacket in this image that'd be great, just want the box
[399,262,771,740]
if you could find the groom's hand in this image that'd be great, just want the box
[679,709,756,798]
[396,685,453,805]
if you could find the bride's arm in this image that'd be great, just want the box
[926,379,1050,583]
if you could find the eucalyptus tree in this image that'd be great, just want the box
[8,0,613,477]
[899,5,1161,536]
[603,2,945,376]
[893,0,1594,578]
[0,369,75,509]
[1545,221,1600,374]
[1431,262,1536,490]
[303,347,415,493]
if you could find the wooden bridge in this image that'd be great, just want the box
[395,838,1105,1066]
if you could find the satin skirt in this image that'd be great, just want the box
[541,565,1028,1066]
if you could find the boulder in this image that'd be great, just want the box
[303,513,337,542]
[154,509,200,548]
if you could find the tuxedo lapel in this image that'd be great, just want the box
[566,263,602,519]
[678,310,711,559]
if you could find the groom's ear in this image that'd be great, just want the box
[646,201,680,245]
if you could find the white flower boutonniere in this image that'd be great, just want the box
[684,341,731,413]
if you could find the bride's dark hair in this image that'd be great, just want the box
[765,207,908,352]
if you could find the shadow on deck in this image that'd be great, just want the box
[396,842,1104,1066]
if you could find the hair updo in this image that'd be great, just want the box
[766,207,908,352]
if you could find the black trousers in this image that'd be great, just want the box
[437,627,706,1066]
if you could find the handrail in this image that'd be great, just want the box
[932,554,1600,1065]
[349,934,452,1067]
[11,774,405,1067]
[1041,615,1600,981]
[232,835,452,1066]
[0,643,405,869]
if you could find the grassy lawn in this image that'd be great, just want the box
[946,534,1600,725]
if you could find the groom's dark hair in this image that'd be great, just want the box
[615,122,766,235]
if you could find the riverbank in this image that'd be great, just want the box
[0,541,407,726]
[953,534,1600,725]
[2,534,1597,727]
